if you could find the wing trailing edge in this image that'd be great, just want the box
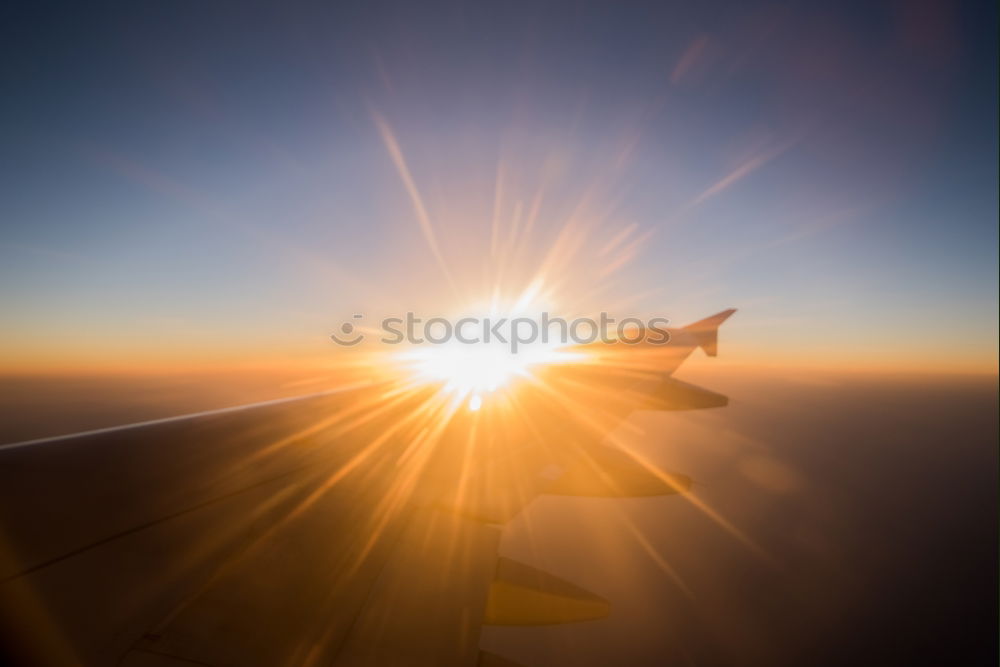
[545,444,691,497]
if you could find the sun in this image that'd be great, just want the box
[397,339,580,411]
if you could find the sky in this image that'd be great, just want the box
[0,0,996,375]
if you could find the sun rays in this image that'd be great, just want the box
[212,112,771,618]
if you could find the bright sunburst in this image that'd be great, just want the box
[397,337,581,410]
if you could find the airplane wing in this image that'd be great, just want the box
[0,311,735,666]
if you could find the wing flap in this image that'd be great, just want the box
[483,557,609,625]
[644,378,729,411]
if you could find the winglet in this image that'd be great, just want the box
[683,308,736,357]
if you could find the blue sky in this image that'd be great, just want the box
[1,1,996,372]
